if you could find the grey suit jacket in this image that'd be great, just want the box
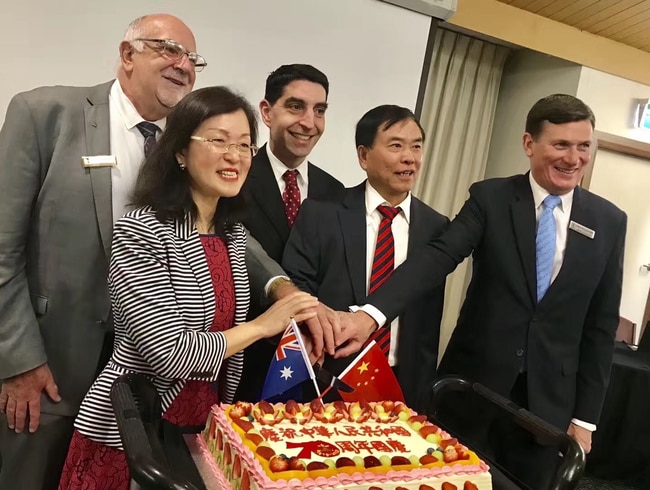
[0,81,282,417]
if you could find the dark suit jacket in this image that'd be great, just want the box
[242,145,345,263]
[236,144,345,401]
[282,182,449,411]
[366,173,627,430]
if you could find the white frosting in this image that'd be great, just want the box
[252,418,436,462]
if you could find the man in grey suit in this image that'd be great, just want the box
[0,13,288,489]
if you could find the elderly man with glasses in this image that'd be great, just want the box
[0,13,289,489]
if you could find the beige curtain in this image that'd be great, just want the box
[414,28,510,359]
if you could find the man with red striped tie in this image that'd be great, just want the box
[282,105,448,411]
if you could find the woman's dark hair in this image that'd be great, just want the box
[131,86,258,239]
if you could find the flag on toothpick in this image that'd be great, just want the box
[261,320,320,400]
[335,340,405,403]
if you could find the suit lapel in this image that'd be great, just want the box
[510,175,537,304]
[306,162,329,199]
[407,199,426,254]
[249,146,290,240]
[544,187,592,299]
[174,215,214,329]
[84,82,113,259]
[339,184,368,304]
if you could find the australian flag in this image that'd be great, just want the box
[261,322,312,400]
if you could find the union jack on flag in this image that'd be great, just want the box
[261,321,319,400]
[275,327,302,361]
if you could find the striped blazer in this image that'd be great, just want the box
[75,206,250,448]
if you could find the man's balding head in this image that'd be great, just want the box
[117,14,201,121]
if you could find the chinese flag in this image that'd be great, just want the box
[337,341,405,403]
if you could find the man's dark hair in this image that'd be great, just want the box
[264,64,329,105]
[526,94,595,139]
[355,105,424,148]
[131,86,258,239]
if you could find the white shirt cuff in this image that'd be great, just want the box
[571,418,596,432]
[350,304,387,328]
[264,275,289,297]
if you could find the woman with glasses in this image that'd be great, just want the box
[59,86,318,489]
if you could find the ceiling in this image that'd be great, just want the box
[496,0,650,53]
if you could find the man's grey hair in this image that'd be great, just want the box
[123,15,152,52]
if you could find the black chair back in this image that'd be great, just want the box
[110,373,199,490]
[428,377,585,490]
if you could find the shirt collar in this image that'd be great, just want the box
[267,144,308,185]
[110,80,166,132]
[365,181,411,224]
[529,172,573,215]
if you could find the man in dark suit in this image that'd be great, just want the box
[0,14,286,489]
[237,64,345,402]
[282,105,448,411]
[335,95,626,488]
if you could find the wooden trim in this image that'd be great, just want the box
[594,130,650,160]
[582,131,650,190]
[447,0,650,86]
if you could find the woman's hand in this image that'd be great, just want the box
[252,291,318,338]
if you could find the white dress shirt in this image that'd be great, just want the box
[529,174,595,432]
[363,183,411,366]
[266,145,309,202]
[109,80,166,222]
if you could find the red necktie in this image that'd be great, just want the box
[282,170,301,227]
[368,205,401,357]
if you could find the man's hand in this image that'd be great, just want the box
[269,278,341,358]
[0,363,61,433]
[333,310,378,358]
[567,422,592,454]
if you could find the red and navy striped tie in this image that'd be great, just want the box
[368,205,400,357]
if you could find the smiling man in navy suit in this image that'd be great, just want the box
[335,94,626,488]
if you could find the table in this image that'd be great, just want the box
[586,342,650,487]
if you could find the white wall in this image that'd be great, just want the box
[484,50,582,179]
[578,67,650,144]
[0,0,432,186]
[577,68,650,341]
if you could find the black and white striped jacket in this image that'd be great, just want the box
[75,206,249,448]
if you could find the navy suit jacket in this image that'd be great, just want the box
[282,182,449,411]
[366,174,626,429]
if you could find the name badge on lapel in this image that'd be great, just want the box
[81,155,117,168]
[569,220,595,239]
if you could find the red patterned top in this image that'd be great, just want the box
[162,235,236,426]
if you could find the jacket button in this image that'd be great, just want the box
[516,349,525,357]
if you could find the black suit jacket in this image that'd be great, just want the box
[236,144,344,401]
[282,182,449,411]
[366,174,627,430]
[242,145,345,264]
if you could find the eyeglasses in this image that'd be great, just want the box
[135,38,207,72]
[190,136,258,157]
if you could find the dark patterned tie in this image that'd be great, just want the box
[368,205,401,357]
[136,121,161,157]
[282,170,301,227]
